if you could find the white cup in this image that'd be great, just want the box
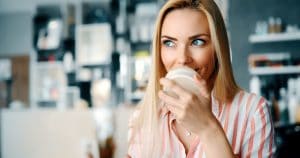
[164,67,199,98]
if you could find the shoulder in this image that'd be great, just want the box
[234,92,275,157]
[233,90,267,109]
[232,91,270,121]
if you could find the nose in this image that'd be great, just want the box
[177,45,193,65]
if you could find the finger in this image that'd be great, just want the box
[165,103,182,118]
[160,78,190,99]
[159,91,184,118]
[193,74,210,99]
[158,91,183,109]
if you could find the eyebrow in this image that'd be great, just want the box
[161,34,210,41]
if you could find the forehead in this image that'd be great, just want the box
[161,8,210,37]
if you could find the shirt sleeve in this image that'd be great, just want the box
[241,99,276,158]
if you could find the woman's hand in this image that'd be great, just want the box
[159,75,236,158]
[158,74,216,136]
[125,155,131,158]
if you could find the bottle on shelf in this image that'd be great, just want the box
[275,17,282,33]
[287,78,297,123]
[268,17,276,34]
[250,76,261,96]
[278,87,289,124]
[269,90,280,122]
[295,76,300,122]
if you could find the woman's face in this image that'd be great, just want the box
[160,8,215,80]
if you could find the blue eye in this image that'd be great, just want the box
[163,40,175,47]
[192,39,204,46]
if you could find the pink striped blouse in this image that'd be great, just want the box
[128,91,276,158]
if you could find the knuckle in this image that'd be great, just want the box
[185,94,193,102]
[182,104,188,111]
[191,94,197,101]
[181,110,187,118]
[184,94,196,104]
[169,81,175,88]
[177,113,183,120]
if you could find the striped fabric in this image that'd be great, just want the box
[128,91,276,158]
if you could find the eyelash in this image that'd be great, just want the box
[191,39,205,46]
[162,40,175,47]
[161,39,206,47]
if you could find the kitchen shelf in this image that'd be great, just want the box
[249,66,300,75]
[249,32,300,43]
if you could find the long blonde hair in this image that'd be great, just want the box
[131,0,240,157]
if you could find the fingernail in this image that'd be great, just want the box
[194,74,201,81]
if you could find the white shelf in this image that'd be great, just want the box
[249,32,300,43]
[249,66,300,75]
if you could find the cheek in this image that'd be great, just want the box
[192,49,215,78]
[160,49,175,71]
[205,54,216,78]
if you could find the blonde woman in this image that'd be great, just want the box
[127,0,275,157]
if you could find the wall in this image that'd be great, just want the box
[0,12,32,56]
[229,0,300,90]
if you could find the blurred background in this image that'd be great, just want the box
[0,0,300,157]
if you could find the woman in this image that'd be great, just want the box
[127,0,275,157]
